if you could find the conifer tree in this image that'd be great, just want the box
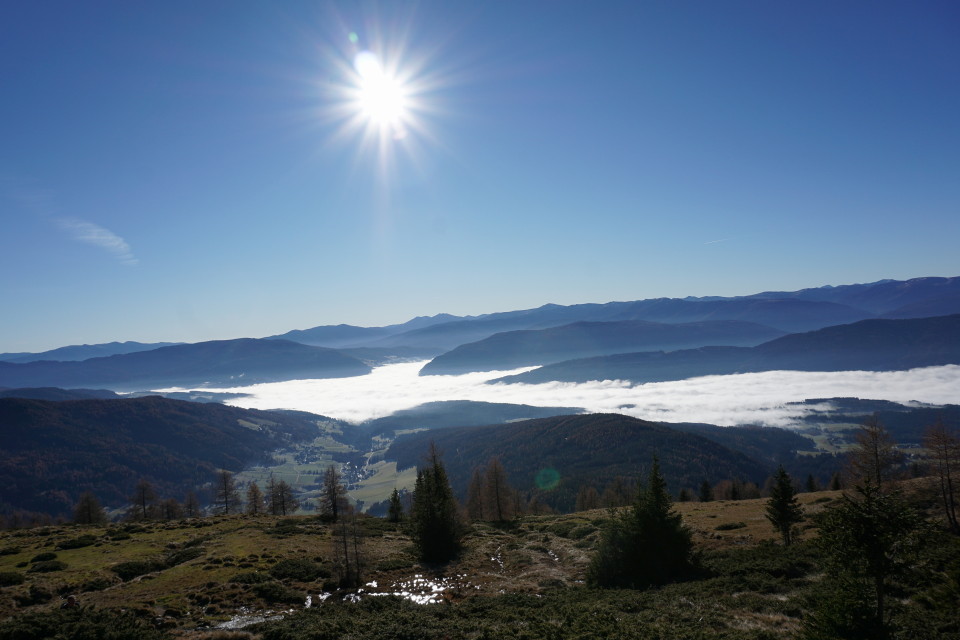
[766,466,804,545]
[805,483,928,639]
[73,491,107,525]
[387,488,404,523]
[699,479,714,502]
[588,456,694,588]
[410,443,462,563]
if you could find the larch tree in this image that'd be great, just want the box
[246,481,265,515]
[849,415,900,490]
[129,479,156,521]
[465,467,486,521]
[267,477,299,516]
[923,419,960,534]
[318,465,347,522]
[765,466,804,545]
[213,470,242,515]
[183,491,202,518]
[72,491,107,525]
[483,457,517,522]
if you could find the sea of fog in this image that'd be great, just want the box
[167,362,960,428]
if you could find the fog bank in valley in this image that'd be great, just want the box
[186,362,960,428]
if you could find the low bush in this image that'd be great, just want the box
[714,522,747,531]
[57,535,98,549]
[231,571,273,584]
[166,547,205,566]
[253,582,305,605]
[29,552,57,563]
[0,547,21,556]
[0,606,171,640]
[268,558,328,582]
[111,560,165,582]
[0,572,24,587]
[27,560,67,573]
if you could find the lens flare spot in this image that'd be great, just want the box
[535,468,561,491]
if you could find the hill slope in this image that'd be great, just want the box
[0,396,327,516]
[385,413,768,512]
[420,319,785,375]
[0,338,371,390]
[495,314,960,384]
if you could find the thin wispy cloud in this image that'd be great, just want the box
[703,238,733,245]
[184,362,960,428]
[57,218,138,266]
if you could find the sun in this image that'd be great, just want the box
[353,51,409,130]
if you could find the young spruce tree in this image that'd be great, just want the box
[410,443,462,563]
[765,465,804,545]
[588,456,694,588]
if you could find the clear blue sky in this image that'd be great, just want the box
[2,1,958,352]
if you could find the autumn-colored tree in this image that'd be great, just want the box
[213,470,242,515]
[128,479,156,521]
[923,419,960,534]
[160,498,183,521]
[183,491,202,518]
[73,491,107,525]
[318,465,347,522]
[575,486,601,511]
[849,415,900,490]
[246,481,265,515]
[267,477,299,516]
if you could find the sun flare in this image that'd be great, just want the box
[354,51,409,129]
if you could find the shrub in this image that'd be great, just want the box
[231,571,273,584]
[57,535,98,550]
[165,547,205,566]
[253,582,305,605]
[0,572,24,587]
[268,558,328,582]
[0,547,20,556]
[715,522,747,531]
[111,560,164,582]
[29,552,57,563]
[27,560,67,573]
[0,606,170,640]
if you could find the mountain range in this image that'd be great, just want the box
[492,314,960,385]
[0,275,957,391]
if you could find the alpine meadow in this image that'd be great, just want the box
[2,2,959,639]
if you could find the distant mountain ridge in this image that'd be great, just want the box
[493,314,960,384]
[0,341,182,364]
[0,338,370,390]
[419,319,787,375]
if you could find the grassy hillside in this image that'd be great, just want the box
[0,486,956,639]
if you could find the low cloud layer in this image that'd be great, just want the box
[193,362,960,428]
[57,218,138,265]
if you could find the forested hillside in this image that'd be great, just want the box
[0,397,326,517]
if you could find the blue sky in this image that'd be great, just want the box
[2,1,958,352]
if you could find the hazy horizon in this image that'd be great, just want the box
[158,362,960,428]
